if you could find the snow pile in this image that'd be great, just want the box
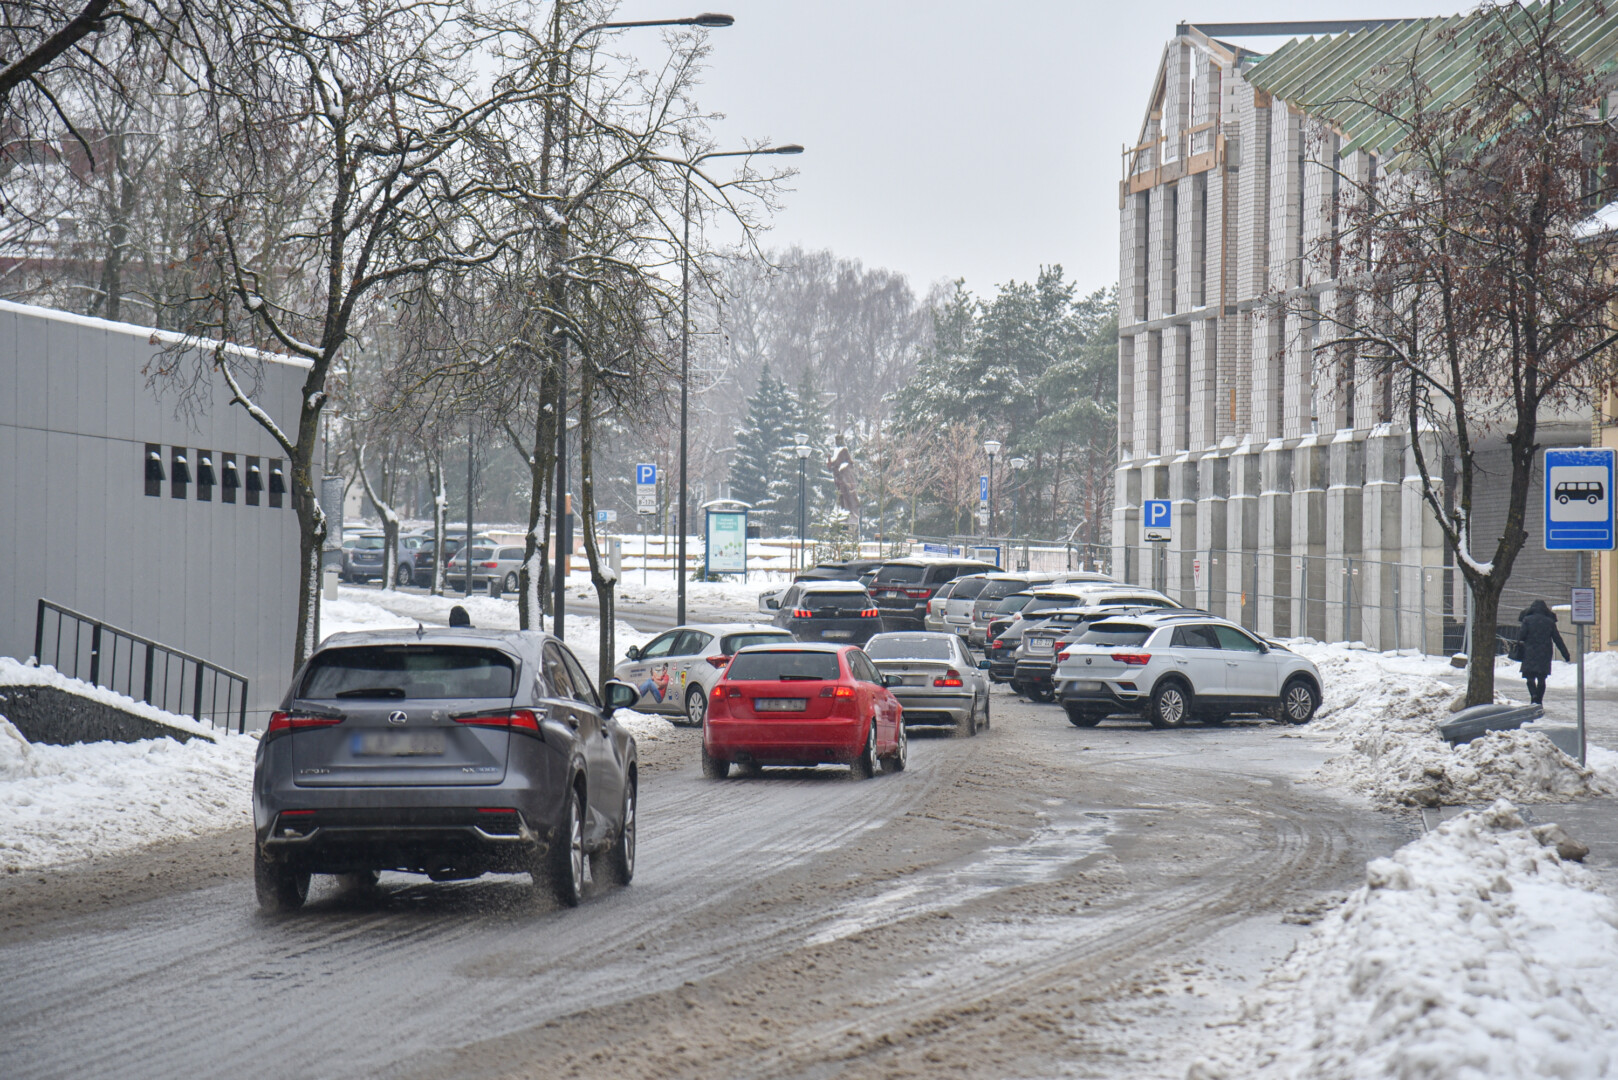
[0,714,256,872]
[1294,644,1614,806]
[1190,801,1618,1080]
[1548,649,1618,690]
[0,656,220,741]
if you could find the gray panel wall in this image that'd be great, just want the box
[0,301,305,728]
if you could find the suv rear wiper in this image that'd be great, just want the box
[333,686,408,698]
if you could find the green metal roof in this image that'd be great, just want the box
[1244,1,1618,161]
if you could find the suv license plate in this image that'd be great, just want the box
[756,698,807,712]
[353,732,446,756]
[1069,680,1102,692]
[822,630,853,639]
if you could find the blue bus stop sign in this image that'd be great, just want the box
[1143,499,1172,542]
[1545,447,1615,551]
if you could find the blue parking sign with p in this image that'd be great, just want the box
[1144,499,1172,542]
[636,463,656,486]
[1545,447,1615,551]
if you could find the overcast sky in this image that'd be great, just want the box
[613,0,1466,300]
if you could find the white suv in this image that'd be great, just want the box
[1053,612,1321,729]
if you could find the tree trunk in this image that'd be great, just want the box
[1466,579,1503,707]
[290,439,325,672]
[356,442,401,590]
[516,374,556,630]
[577,359,616,691]
[427,450,447,595]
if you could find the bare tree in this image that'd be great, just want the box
[1307,3,1618,705]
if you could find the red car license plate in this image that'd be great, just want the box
[755,698,807,712]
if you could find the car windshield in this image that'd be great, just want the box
[865,636,953,661]
[872,564,926,584]
[994,594,1034,614]
[950,577,989,600]
[977,580,1029,601]
[1024,596,1081,614]
[300,645,517,699]
[801,590,870,613]
[354,536,386,550]
[454,547,494,561]
[726,651,842,681]
[1093,595,1174,608]
[1075,623,1152,647]
[722,632,793,653]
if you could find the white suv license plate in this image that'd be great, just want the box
[1068,680,1103,692]
[822,630,853,639]
[756,698,807,712]
[353,732,446,756]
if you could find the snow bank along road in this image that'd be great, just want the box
[0,691,1409,1079]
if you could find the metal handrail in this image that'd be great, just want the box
[31,599,250,734]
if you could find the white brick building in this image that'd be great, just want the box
[1114,17,1601,652]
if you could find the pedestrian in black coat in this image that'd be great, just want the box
[1516,598,1570,705]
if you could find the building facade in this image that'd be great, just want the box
[0,299,306,724]
[1114,17,1602,653]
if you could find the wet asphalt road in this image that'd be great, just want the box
[0,684,1414,1080]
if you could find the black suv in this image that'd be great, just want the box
[866,557,1000,632]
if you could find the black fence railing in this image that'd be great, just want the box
[31,599,249,734]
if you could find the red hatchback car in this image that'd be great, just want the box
[702,643,907,779]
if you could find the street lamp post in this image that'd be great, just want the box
[551,11,735,639]
[795,437,811,573]
[676,142,804,625]
[1009,456,1027,570]
[983,439,1001,542]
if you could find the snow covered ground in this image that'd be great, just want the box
[1293,642,1618,807]
[0,685,256,873]
[1190,800,1618,1080]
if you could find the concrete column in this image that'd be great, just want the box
[1196,449,1229,615]
[1133,330,1160,455]
[1325,428,1364,644]
[1360,424,1404,650]
[1188,317,1218,452]
[1112,463,1141,587]
[1257,438,1293,637]
[1160,325,1188,454]
[1289,434,1326,640]
[1225,438,1261,629]
[1168,451,1199,606]
[1139,458,1168,591]
[1401,425,1448,654]
[1251,306,1283,440]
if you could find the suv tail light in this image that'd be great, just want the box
[934,669,963,687]
[706,654,731,669]
[266,710,344,734]
[454,708,542,733]
[901,588,932,600]
[1111,653,1152,665]
[793,609,813,619]
[1056,652,1070,662]
[860,608,880,618]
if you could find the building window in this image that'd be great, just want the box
[269,459,286,508]
[246,457,262,506]
[144,443,164,498]
[170,447,191,499]
[197,451,215,502]
[221,454,239,504]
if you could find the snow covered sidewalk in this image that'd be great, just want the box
[1191,800,1618,1079]
[1293,643,1618,807]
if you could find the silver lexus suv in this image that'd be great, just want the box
[1052,611,1321,729]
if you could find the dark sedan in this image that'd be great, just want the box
[770,580,885,645]
[252,628,640,911]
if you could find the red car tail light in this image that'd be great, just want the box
[706,654,731,669]
[480,561,498,569]
[454,708,541,732]
[711,684,726,702]
[818,685,856,698]
[901,588,932,599]
[860,608,880,618]
[934,669,963,687]
[266,710,343,734]
[1056,651,1070,662]
[1111,652,1152,665]
[793,609,813,619]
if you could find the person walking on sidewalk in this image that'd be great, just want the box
[1516,598,1570,705]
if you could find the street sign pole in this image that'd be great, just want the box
[1544,446,1614,767]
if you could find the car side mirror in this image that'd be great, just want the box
[766,598,780,610]
[883,674,902,688]
[977,659,991,670]
[624,646,641,661]
[602,680,639,714]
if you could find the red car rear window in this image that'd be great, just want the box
[726,651,841,680]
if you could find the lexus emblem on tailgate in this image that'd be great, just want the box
[388,710,409,725]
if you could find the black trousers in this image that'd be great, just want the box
[1525,673,1547,704]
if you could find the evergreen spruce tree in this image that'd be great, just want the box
[729,365,798,533]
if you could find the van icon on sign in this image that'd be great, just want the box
[1555,480,1604,505]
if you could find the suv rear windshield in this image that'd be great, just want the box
[727,651,842,681]
[950,577,989,600]
[722,632,793,654]
[801,590,871,613]
[354,536,386,550]
[1023,596,1082,614]
[866,636,953,660]
[977,579,1030,602]
[872,564,927,584]
[1075,623,1152,647]
[301,645,517,699]
[994,594,1035,614]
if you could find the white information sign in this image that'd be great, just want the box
[1571,587,1596,625]
[705,509,748,574]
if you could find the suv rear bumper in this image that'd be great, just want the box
[1057,681,1145,713]
[257,805,554,875]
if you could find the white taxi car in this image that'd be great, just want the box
[613,623,792,726]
